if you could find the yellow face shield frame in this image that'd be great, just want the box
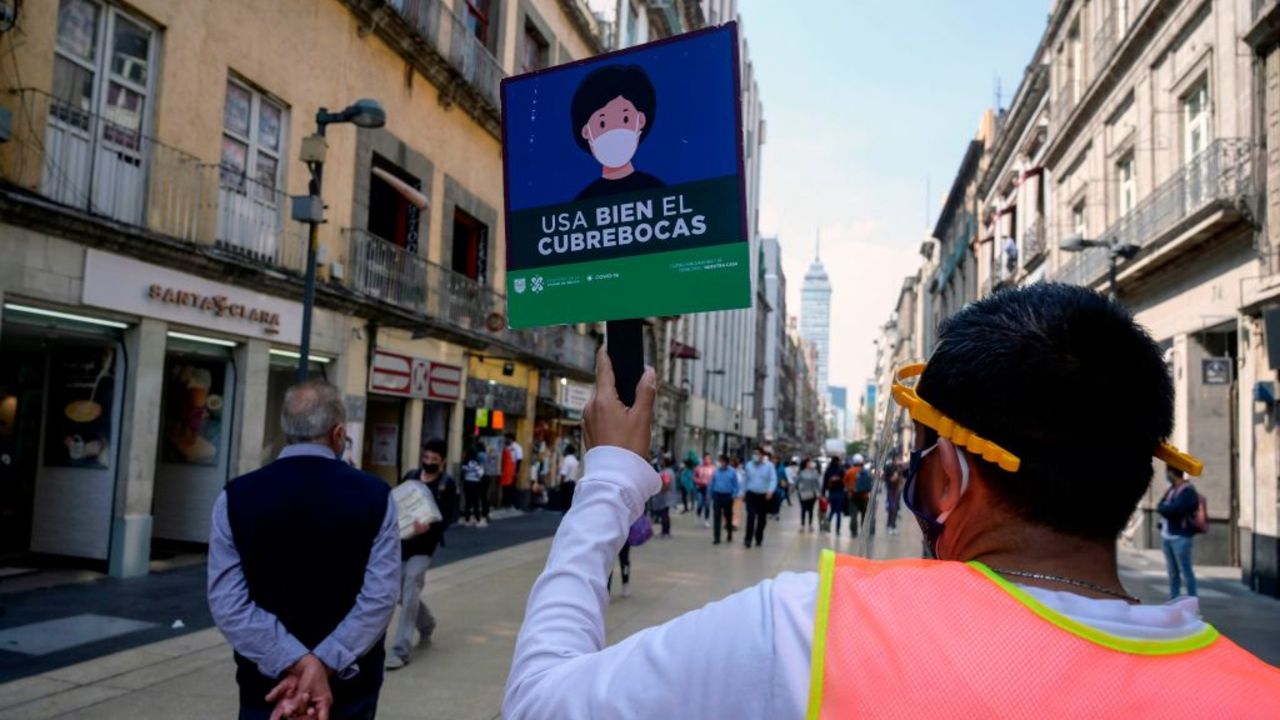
[891,363,1203,477]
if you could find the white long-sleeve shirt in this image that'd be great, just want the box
[504,446,1208,720]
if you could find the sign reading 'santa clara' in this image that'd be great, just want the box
[500,23,750,328]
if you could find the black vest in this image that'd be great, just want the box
[225,455,391,708]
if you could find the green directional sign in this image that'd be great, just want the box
[500,24,749,328]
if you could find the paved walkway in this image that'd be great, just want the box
[0,500,1276,719]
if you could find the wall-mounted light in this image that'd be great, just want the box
[270,348,332,364]
[4,303,128,329]
[167,331,237,348]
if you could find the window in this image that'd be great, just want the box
[221,78,286,202]
[521,22,548,74]
[367,155,423,252]
[52,0,154,147]
[1069,21,1083,103]
[452,208,489,283]
[1183,80,1210,162]
[1117,153,1136,216]
[626,2,639,47]
[1072,200,1088,238]
[47,0,156,224]
[465,0,494,51]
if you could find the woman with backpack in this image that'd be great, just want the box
[1157,467,1204,598]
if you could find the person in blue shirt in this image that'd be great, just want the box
[709,454,740,545]
[742,450,778,548]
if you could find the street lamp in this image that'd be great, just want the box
[701,368,725,456]
[1059,233,1139,300]
[292,99,387,382]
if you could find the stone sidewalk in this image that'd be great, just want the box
[1,503,1276,719]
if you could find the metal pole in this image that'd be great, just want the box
[296,126,326,383]
[1107,251,1119,301]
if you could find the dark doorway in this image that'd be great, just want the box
[451,208,489,283]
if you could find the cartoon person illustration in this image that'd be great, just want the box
[571,64,666,200]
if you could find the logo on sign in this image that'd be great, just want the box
[531,276,544,293]
[514,278,526,294]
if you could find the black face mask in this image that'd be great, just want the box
[423,463,441,475]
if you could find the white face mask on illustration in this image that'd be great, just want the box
[588,126,640,169]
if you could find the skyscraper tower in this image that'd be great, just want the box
[800,232,832,404]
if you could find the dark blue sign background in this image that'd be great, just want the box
[502,25,741,213]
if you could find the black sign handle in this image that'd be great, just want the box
[606,318,644,408]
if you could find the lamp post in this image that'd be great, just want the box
[1058,233,1140,300]
[701,368,725,456]
[292,99,387,382]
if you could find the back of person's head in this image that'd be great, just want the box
[565,444,577,457]
[918,283,1173,542]
[281,380,345,444]
[718,454,729,466]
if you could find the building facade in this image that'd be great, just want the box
[800,240,832,405]
[0,0,602,577]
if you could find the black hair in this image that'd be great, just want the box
[718,454,730,464]
[917,283,1173,542]
[570,64,657,154]
[564,444,577,456]
[422,437,447,459]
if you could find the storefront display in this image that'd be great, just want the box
[161,360,226,466]
[43,347,117,469]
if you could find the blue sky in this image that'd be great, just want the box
[738,0,1049,402]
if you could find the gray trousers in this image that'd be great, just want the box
[391,554,437,660]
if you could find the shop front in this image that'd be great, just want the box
[365,349,463,484]
[0,248,343,575]
[463,375,530,506]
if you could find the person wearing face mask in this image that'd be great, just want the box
[503,287,1280,720]
[742,449,776,548]
[570,64,666,201]
[388,438,456,670]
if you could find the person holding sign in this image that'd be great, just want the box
[572,64,666,200]
[504,286,1280,719]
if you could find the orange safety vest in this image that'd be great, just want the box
[807,550,1280,719]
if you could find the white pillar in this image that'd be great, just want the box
[109,318,166,578]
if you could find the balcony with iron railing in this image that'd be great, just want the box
[1051,138,1255,288]
[2,88,306,273]
[388,0,505,111]
[1093,12,1120,79]
[345,228,596,373]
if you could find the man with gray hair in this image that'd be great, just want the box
[208,380,400,720]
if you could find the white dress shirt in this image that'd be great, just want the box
[504,446,1209,720]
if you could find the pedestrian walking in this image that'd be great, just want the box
[843,454,873,537]
[506,287,1280,719]
[387,438,454,670]
[650,457,675,537]
[784,457,798,507]
[884,459,904,534]
[500,439,517,508]
[709,454,739,545]
[507,432,525,484]
[678,458,696,513]
[559,444,581,512]
[824,458,848,535]
[731,456,746,530]
[796,457,821,532]
[742,449,777,548]
[694,453,715,526]
[1157,467,1203,598]
[770,454,788,519]
[208,380,399,720]
[461,446,489,527]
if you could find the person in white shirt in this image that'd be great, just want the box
[504,285,1280,719]
[506,432,525,481]
[558,444,581,512]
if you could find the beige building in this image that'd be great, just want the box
[0,0,600,577]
